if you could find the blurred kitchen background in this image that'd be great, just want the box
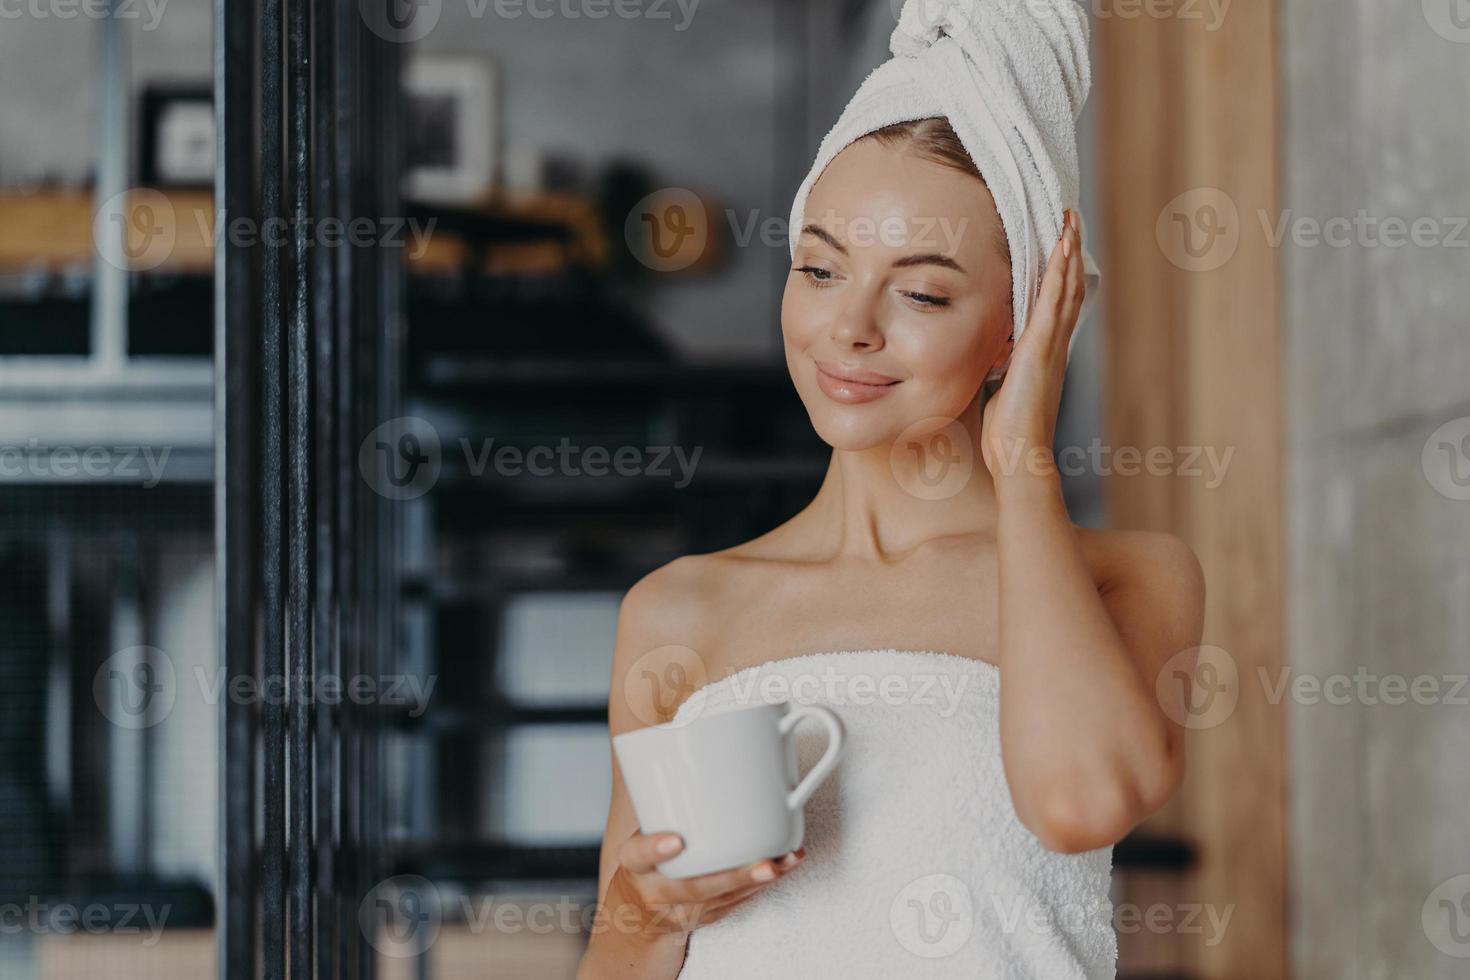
[0,0,1466,978]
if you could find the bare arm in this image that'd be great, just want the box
[981,211,1206,853]
[578,569,803,979]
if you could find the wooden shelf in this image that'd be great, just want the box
[0,188,214,275]
[0,188,607,277]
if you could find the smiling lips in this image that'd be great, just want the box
[813,360,903,404]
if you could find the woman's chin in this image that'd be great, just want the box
[805,408,902,453]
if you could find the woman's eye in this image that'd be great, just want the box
[900,290,951,308]
[796,265,836,285]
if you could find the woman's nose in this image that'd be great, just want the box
[829,293,884,352]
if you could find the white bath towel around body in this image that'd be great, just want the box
[673,650,1116,980]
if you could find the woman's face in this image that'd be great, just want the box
[782,137,1013,452]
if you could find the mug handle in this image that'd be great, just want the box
[779,705,845,811]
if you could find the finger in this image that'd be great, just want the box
[1025,216,1070,345]
[1066,218,1085,307]
[689,892,760,928]
[697,853,802,925]
[654,853,798,933]
[660,857,784,904]
[619,832,685,875]
[695,874,783,916]
[1056,222,1085,352]
[698,851,804,912]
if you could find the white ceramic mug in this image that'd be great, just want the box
[613,701,846,879]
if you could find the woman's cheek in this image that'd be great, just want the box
[887,315,964,378]
[779,282,820,351]
[890,314,990,410]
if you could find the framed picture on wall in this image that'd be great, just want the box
[139,86,215,188]
[403,56,497,205]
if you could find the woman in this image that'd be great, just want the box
[579,3,1204,977]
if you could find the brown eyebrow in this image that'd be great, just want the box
[800,224,966,274]
[891,253,966,273]
[801,224,847,254]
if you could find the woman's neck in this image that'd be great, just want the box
[802,396,999,560]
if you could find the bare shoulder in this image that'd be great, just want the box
[608,546,773,730]
[1075,527,1206,652]
[618,542,775,634]
[617,554,720,648]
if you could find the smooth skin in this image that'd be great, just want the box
[578,137,1205,979]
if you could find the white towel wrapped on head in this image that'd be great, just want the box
[787,0,1101,371]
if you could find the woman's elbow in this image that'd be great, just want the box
[1026,754,1184,854]
[1027,786,1134,854]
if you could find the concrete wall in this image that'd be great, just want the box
[1282,3,1470,976]
[0,0,212,185]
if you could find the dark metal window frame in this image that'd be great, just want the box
[215,0,402,976]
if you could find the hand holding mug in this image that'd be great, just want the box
[614,700,845,878]
[602,831,805,943]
